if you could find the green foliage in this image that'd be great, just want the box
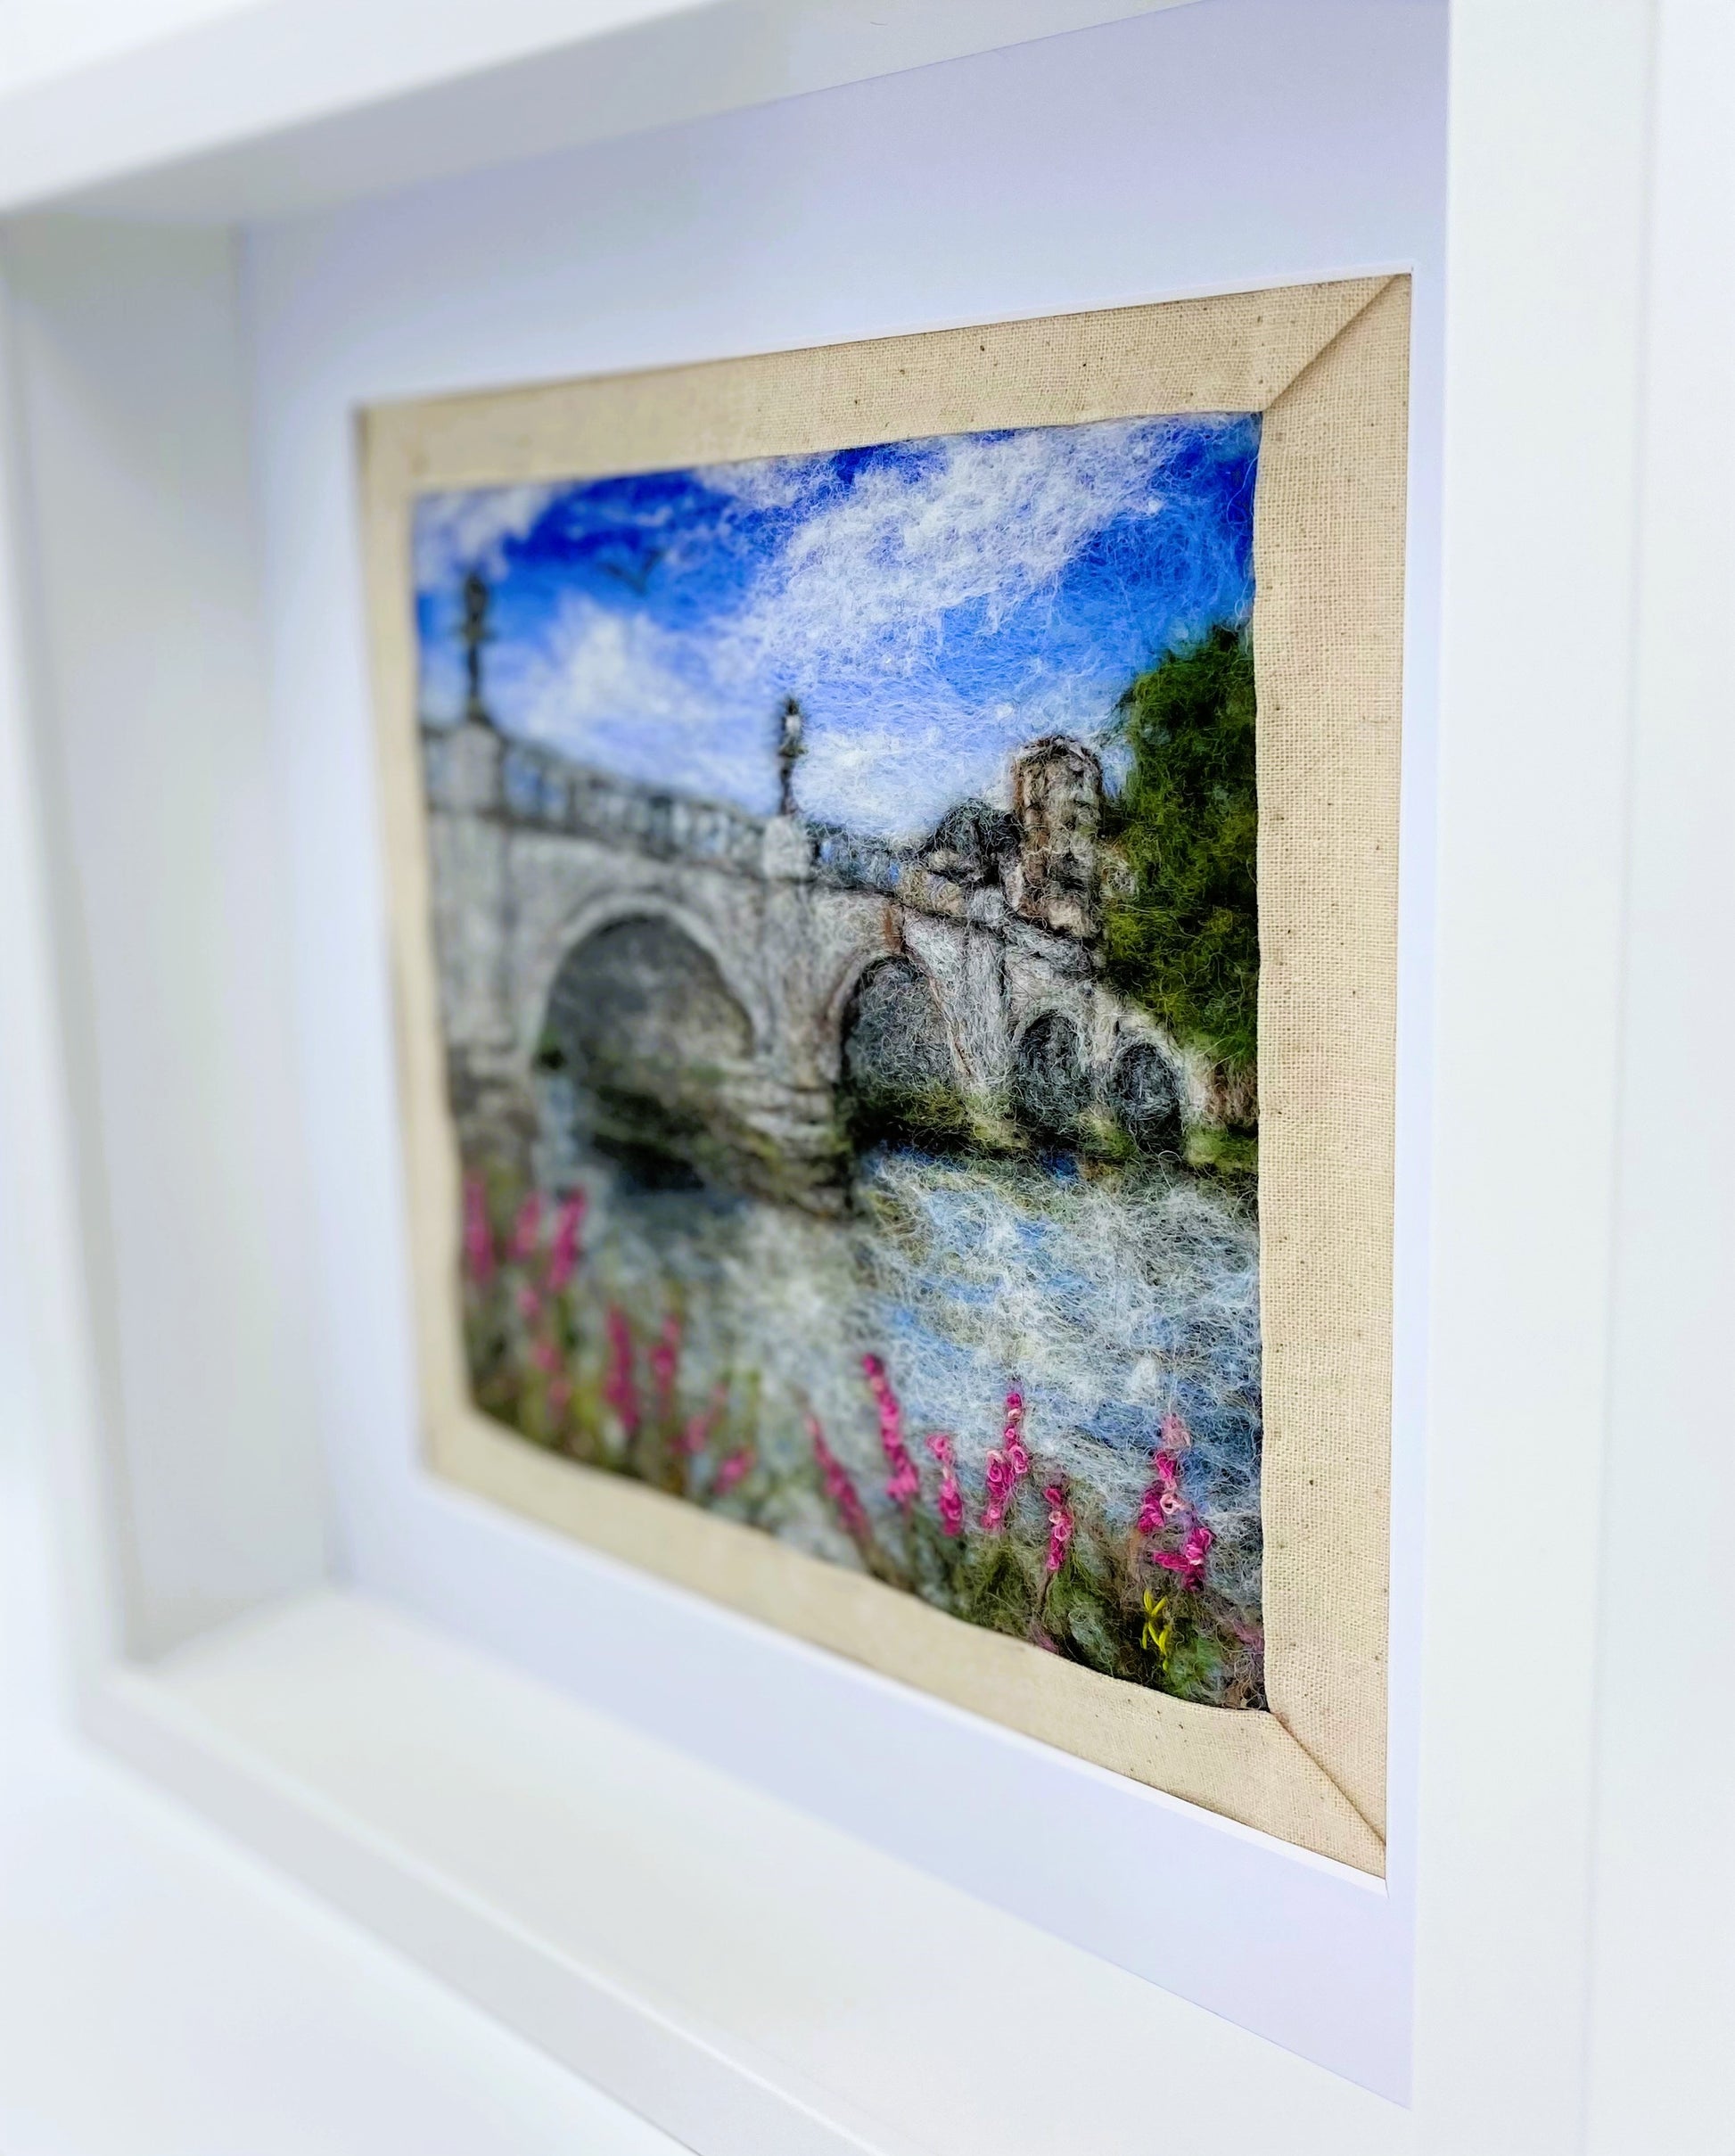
[951,1534,1040,1638]
[1103,624,1259,1092]
[1040,1553,1126,1680]
[841,1076,973,1158]
[1184,1125,1259,1181]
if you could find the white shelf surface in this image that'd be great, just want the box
[0,1461,686,2156]
[94,1584,1410,2156]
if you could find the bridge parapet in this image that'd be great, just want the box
[428,719,990,918]
[423,720,771,877]
[807,821,903,897]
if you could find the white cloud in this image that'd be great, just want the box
[700,453,837,515]
[414,483,559,588]
[799,713,981,835]
[722,419,1176,681]
[497,592,769,807]
[508,592,697,731]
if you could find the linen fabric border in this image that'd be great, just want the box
[360,276,1408,1873]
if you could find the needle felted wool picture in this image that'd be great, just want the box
[370,282,1406,1868]
[417,414,1265,1706]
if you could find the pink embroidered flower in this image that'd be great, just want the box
[884,1452,920,1510]
[509,1192,543,1263]
[1154,1522,1214,1592]
[712,1444,753,1495]
[679,1384,727,1456]
[1041,1481,1074,1575]
[649,1313,681,1420]
[1139,1426,1213,1590]
[810,1415,869,1542]
[1136,1445,1186,1537]
[544,1191,588,1295]
[863,1353,919,1510]
[603,1305,638,1436]
[530,1337,562,1377]
[1003,1389,1031,1479]
[515,1284,542,1325]
[982,1448,1012,1531]
[462,1174,495,1285]
[983,1388,1032,1528]
[926,1433,963,1538]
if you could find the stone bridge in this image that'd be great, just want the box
[422,716,1194,1209]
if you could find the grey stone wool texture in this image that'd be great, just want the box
[362,276,1409,1873]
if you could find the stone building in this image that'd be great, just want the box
[1007,736,1106,943]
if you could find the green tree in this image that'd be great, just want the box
[1103,625,1258,1100]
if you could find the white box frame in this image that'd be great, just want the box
[0,3,1730,2151]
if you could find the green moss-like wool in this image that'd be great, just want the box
[1104,624,1259,1092]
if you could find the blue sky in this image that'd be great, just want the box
[414,412,1259,842]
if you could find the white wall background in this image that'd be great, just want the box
[243,0,1446,2097]
[0,0,259,91]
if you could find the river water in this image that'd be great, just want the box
[572,1141,1264,1633]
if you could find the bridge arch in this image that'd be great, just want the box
[519,888,769,1073]
[822,941,964,1074]
[1106,1039,1183,1152]
[837,953,966,1148]
[1010,1008,1091,1139]
[537,910,759,1189]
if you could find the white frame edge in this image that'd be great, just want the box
[0,0,1200,225]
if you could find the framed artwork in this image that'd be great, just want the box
[362,276,1407,1873]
